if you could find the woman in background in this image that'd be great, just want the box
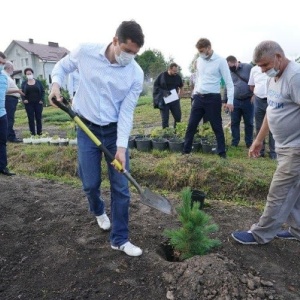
[21,68,45,135]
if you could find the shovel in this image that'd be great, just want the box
[52,97,172,215]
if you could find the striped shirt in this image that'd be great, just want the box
[51,43,144,148]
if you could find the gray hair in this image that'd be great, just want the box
[253,40,285,63]
[4,60,13,70]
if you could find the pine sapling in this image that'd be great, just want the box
[164,187,221,260]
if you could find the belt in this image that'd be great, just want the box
[196,93,219,97]
[80,117,117,128]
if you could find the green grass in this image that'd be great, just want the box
[9,96,276,208]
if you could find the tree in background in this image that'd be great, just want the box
[136,49,169,81]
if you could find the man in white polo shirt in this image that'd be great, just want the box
[248,65,276,159]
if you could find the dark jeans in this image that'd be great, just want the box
[77,123,131,247]
[24,102,43,135]
[5,95,18,141]
[183,93,226,155]
[0,114,8,171]
[160,99,181,128]
[231,98,254,147]
[254,95,275,156]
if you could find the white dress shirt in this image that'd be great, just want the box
[195,52,234,104]
[51,43,144,148]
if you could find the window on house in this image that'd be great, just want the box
[21,58,29,67]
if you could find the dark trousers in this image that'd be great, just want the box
[183,93,226,155]
[24,102,43,135]
[231,98,254,147]
[160,99,181,128]
[0,114,8,171]
[5,95,18,141]
[254,95,275,156]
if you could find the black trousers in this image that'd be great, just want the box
[160,99,181,128]
[183,93,226,155]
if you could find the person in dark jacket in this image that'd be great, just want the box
[153,63,183,128]
[226,56,254,147]
[21,68,45,135]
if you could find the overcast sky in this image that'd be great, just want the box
[1,0,300,76]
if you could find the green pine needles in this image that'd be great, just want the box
[164,187,221,260]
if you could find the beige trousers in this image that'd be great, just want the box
[251,147,300,244]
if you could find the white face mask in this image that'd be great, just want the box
[0,65,4,72]
[115,47,135,66]
[266,68,279,78]
[199,53,209,60]
[26,74,34,80]
[7,70,13,76]
[266,58,280,78]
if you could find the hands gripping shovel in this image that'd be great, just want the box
[52,97,172,215]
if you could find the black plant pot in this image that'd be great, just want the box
[135,138,152,152]
[192,140,202,152]
[128,136,136,149]
[191,190,206,210]
[152,138,168,151]
[168,138,184,153]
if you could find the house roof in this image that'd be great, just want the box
[6,39,69,62]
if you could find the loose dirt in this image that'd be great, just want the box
[1,174,300,300]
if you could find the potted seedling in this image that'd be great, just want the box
[135,128,152,152]
[168,122,186,152]
[199,123,216,154]
[150,127,168,151]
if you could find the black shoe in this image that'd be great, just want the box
[269,153,277,160]
[8,138,22,143]
[219,153,227,159]
[0,167,16,176]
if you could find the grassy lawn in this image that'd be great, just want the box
[9,96,276,208]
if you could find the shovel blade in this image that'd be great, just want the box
[140,188,172,215]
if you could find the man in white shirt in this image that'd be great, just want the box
[248,65,276,159]
[49,20,144,257]
[182,38,234,158]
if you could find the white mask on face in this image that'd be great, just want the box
[7,70,13,76]
[199,53,209,60]
[26,74,34,80]
[266,58,280,78]
[115,46,135,66]
[266,67,279,78]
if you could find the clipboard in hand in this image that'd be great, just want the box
[163,89,179,104]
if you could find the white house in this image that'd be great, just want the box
[4,39,69,88]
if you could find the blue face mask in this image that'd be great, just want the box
[0,65,4,72]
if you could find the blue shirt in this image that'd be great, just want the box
[195,52,234,104]
[51,43,144,148]
[0,73,8,117]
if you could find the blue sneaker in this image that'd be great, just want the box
[231,231,258,245]
[276,231,299,241]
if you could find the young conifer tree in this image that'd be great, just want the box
[164,187,221,260]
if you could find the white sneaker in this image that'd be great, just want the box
[111,241,143,257]
[96,213,111,230]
